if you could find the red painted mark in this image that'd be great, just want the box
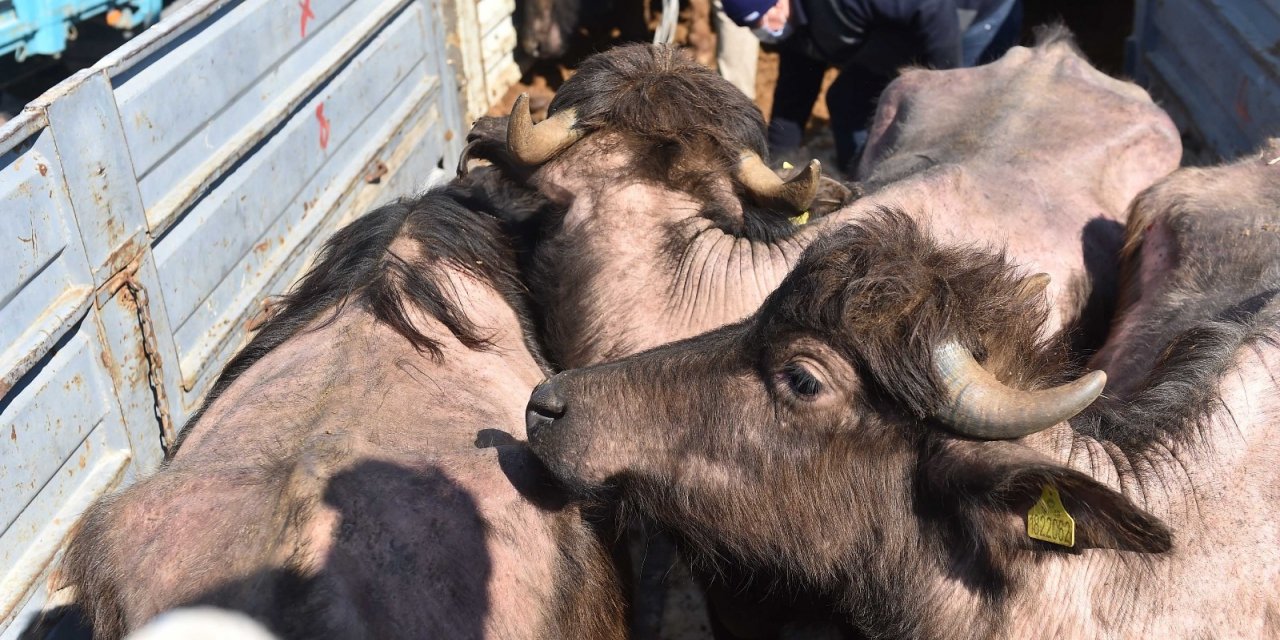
[1235,78,1252,124]
[299,0,315,37]
[316,103,331,150]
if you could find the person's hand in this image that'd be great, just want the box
[759,0,790,32]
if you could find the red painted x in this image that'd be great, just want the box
[299,0,316,38]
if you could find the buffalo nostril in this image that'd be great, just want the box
[526,378,567,440]
[528,380,566,419]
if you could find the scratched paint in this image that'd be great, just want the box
[118,0,397,220]
[148,3,442,392]
[0,127,96,396]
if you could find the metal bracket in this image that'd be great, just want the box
[105,260,178,458]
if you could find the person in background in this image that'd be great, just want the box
[714,1,762,99]
[722,0,1023,174]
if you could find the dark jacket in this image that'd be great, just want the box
[790,0,1007,70]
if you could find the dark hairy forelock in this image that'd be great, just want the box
[769,208,1071,421]
[547,43,769,185]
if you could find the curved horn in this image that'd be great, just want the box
[507,94,582,165]
[734,151,821,212]
[933,339,1106,439]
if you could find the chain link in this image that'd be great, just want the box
[124,276,178,458]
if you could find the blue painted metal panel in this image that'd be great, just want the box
[116,0,411,229]
[0,111,157,637]
[0,114,95,396]
[37,69,149,285]
[1130,0,1280,160]
[0,317,134,566]
[0,317,136,632]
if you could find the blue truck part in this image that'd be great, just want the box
[0,0,164,62]
[1129,0,1280,161]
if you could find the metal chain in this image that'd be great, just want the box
[124,276,178,458]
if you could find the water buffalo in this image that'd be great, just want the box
[524,145,1280,637]
[858,28,1182,346]
[514,0,648,61]
[57,186,626,639]
[516,0,581,59]
[480,34,1178,369]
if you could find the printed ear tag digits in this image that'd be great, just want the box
[1027,484,1075,547]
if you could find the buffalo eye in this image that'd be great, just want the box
[781,362,822,399]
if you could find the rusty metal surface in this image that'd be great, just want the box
[149,2,451,407]
[0,105,156,639]
[105,262,177,455]
[37,68,149,286]
[0,304,140,637]
[125,279,176,455]
[0,116,95,403]
[451,0,520,120]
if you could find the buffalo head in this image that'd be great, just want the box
[525,211,1170,620]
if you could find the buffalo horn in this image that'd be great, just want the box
[507,94,582,165]
[1015,273,1052,303]
[932,339,1106,439]
[735,151,821,212]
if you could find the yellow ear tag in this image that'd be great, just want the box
[1027,484,1075,547]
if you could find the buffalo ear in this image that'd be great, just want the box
[923,439,1172,554]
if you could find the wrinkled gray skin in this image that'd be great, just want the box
[525,145,1280,637]
[529,35,1179,369]
[58,254,623,638]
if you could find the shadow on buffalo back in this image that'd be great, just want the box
[475,428,572,511]
[1060,216,1126,361]
[42,182,632,639]
[24,462,495,640]
[178,461,491,639]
